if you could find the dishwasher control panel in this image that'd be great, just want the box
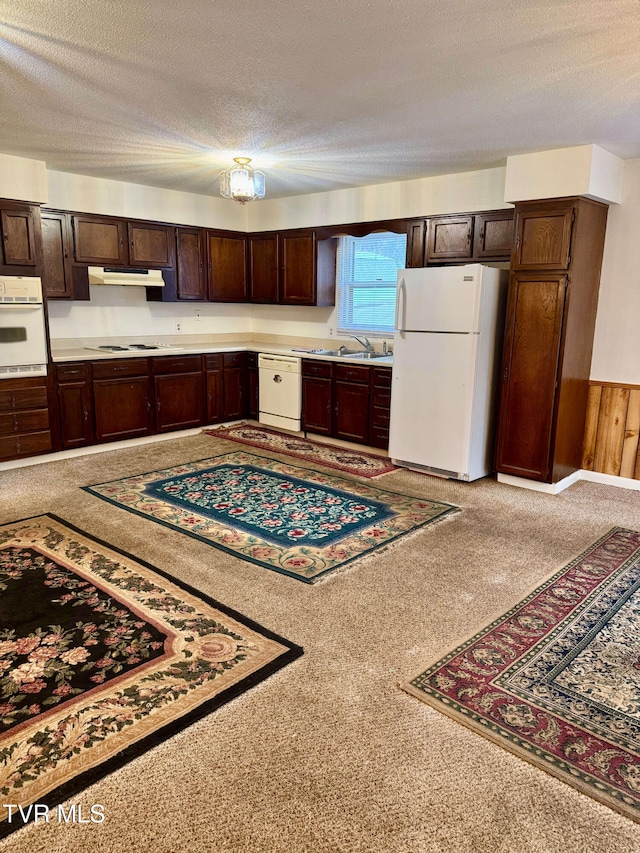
[257,354,302,373]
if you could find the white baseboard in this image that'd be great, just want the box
[579,469,640,492]
[498,469,640,494]
[497,471,581,494]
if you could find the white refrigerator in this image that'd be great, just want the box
[388,264,508,481]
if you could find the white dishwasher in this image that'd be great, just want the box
[258,354,302,431]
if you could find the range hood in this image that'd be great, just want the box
[88,267,165,287]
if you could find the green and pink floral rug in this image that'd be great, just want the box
[403,527,640,823]
[83,451,458,583]
[0,514,301,837]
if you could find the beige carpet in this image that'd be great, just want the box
[2,432,640,853]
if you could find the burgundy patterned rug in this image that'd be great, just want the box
[403,528,640,823]
[204,423,397,478]
[0,515,302,837]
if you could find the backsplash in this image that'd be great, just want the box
[47,285,252,339]
[46,288,390,348]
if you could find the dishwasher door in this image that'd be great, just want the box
[258,354,302,431]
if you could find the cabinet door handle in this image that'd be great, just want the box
[503,366,509,382]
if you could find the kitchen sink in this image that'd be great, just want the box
[346,351,389,359]
[314,349,389,359]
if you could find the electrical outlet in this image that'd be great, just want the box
[194,309,202,321]
[175,322,182,333]
[329,327,334,336]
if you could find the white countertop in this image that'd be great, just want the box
[50,339,394,367]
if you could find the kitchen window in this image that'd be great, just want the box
[336,232,407,336]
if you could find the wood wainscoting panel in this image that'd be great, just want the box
[582,382,640,479]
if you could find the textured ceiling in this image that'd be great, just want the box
[1,0,639,198]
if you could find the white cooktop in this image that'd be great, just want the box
[84,343,183,353]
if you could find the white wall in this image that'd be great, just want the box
[0,153,48,203]
[590,158,640,383]
[504,145,623,205]
[248,167,510,231]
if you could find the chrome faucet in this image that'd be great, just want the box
[349,334,372,353]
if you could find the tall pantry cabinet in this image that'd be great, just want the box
[495,197,608,484]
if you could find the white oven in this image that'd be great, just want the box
[0,276,48,378]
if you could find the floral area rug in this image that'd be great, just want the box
[83,451,457,583]
[204,423,397,478]
[0,514,302,837]
[402,527,640,823]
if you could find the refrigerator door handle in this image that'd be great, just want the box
[395,278,407,332]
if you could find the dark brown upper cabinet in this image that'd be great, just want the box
[128,222,175,268]
[41,211,74,298]
[1,204,38,266]
[279,231,337,306]
[207,232,248,302]
[176,227,206,300]
[474,211,514,260]
[426,214,474,263]
[512,200,574,271]
[72,215,128,265]
[249,233,279,302]
[405,219,427,267]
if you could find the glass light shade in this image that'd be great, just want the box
[219,157,266,204]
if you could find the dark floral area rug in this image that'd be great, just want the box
[402,527,640,823]
[204,423,397,478]
[0,514,302,838]
[84,451,458,583]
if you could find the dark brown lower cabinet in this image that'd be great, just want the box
[301,360,391,448]
[247,352,258,419]
[302,378,332,435]
[153,355,204,432]
[369,367,392,449]
[92,359,153,443]
[496,274,567,480]
[205,354,223,424]
[0,378,51,461]
[333,364,370,444]
[222,352,247,420]
[56,362,93,449]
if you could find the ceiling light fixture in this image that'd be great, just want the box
[219,157,265,204]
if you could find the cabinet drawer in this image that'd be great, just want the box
[0,430,52,460]
[371,409,390,428]
[334,363,370,383]
[91,358,150,379]
[372,387,391,407]
[369,426,389,449]
[222,351,246,368]
[205,354,222,370]
[0,409,49,435]
[56,362,90,381]
[302,359,332,378]
[0,386,48,411]
[371,367,392,387]
[17,431,52,455]
[152,355,202,375]
[246,352,258,368]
